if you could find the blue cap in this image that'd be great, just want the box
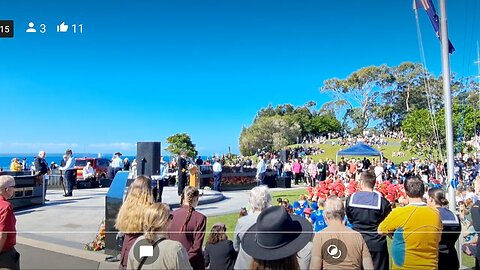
[311,202,318,210]
[293,201,300,208]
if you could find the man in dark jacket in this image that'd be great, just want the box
[346,171,391,270]
[177,151,188,196]
[34,151,50,201]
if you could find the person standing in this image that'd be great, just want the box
[310,196,374,269]
[59,149,76,197]
[177,151,188,196]
[115,176,153,270]
[112,152,124,177]
[204,223,237,270]
[426,187,461,270]
[34,151,50,202]
[233,186,272,269]
[169,186,207,270]
[292,158,302,185]
[123,158,130,172]
[213,158,222,192]
[378,176,442,269]
[346,171,391,270]
[0,175,19,270]
[152,157,168,203]
[256,155,267,186]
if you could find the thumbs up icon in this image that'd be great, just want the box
[56,22,68,32]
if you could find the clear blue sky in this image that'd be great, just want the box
[0,0,479,155]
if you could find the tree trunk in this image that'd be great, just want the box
[406,86,411,112]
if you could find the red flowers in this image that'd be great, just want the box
[308,178,405,204]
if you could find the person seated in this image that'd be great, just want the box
[83,162,97,187]
[10,158,22,172]
[83,162,96,183]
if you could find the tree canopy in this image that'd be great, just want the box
[165,133,197,157]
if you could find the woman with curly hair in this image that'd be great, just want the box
[169,186,206,270]
[115,176,153,270]
[204,223,237,270]
[127,203,192,270]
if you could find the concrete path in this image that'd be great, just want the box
[14,185,303,269]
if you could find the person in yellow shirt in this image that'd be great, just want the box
[9,158,22,172]
[378,176,442,270]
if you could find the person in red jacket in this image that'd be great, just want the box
[0,175,19,269]
[169,186,207,270]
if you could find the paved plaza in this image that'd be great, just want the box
[14,185,293,269]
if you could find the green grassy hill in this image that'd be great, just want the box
[290,139,423,164]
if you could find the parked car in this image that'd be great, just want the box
[74,158,110,188]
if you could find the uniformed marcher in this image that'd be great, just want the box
[427,187,461,270]
[346,171,391,270]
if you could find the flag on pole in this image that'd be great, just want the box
[414,0,455,54]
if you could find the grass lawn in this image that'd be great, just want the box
[205,187,475,269]
[290,139,423,164]
[205,188,308,245]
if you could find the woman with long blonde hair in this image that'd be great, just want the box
[169,186,207,270]
[115,176,153,270]
[127,203,192,270]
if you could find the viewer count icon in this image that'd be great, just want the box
[25,22,36,33]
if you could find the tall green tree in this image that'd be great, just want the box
[239,116,301,156]
[322,65,395,135]
[165,133,198,157]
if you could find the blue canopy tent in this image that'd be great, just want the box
[336,142,383,163]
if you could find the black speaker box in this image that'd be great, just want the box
[280,150,290,163]
[276,176,291,188]
[137,142,161,177]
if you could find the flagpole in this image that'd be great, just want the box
[438,0,455,212]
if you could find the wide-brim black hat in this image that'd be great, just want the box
[242,206,313,261]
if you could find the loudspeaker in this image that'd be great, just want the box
[280,150,290,163]
[137,142,161,177]
[276,176,291,188]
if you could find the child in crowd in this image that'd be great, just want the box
[282,199,293,214]
[303,208,313,222]
[204,223,237,270]
[293,201,304,217]
[277,197,283,206]
[298,194,310,208]
[239,207,248,217]
[311,199,327,232]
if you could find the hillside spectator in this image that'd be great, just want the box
[115,176,153,270]
[233,186,272,269]
[242,206,313,270]
[426,188,461,270]
[378,176,442,269]
[127,203,192,270]
[169,186,206,270]
[346,171,391,270]
[204,223,237,270]
[310,196,373,269]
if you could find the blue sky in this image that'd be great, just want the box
[0,0,479,155]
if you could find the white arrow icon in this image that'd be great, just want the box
[57,22,68,32]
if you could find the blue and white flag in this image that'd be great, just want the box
[414,0,455,54]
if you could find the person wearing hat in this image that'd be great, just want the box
[241,206,313,270]
[310,196,373,269]
[112,152,124,177]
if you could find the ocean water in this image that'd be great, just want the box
[0,154,136,170]
[0,154,210,170]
